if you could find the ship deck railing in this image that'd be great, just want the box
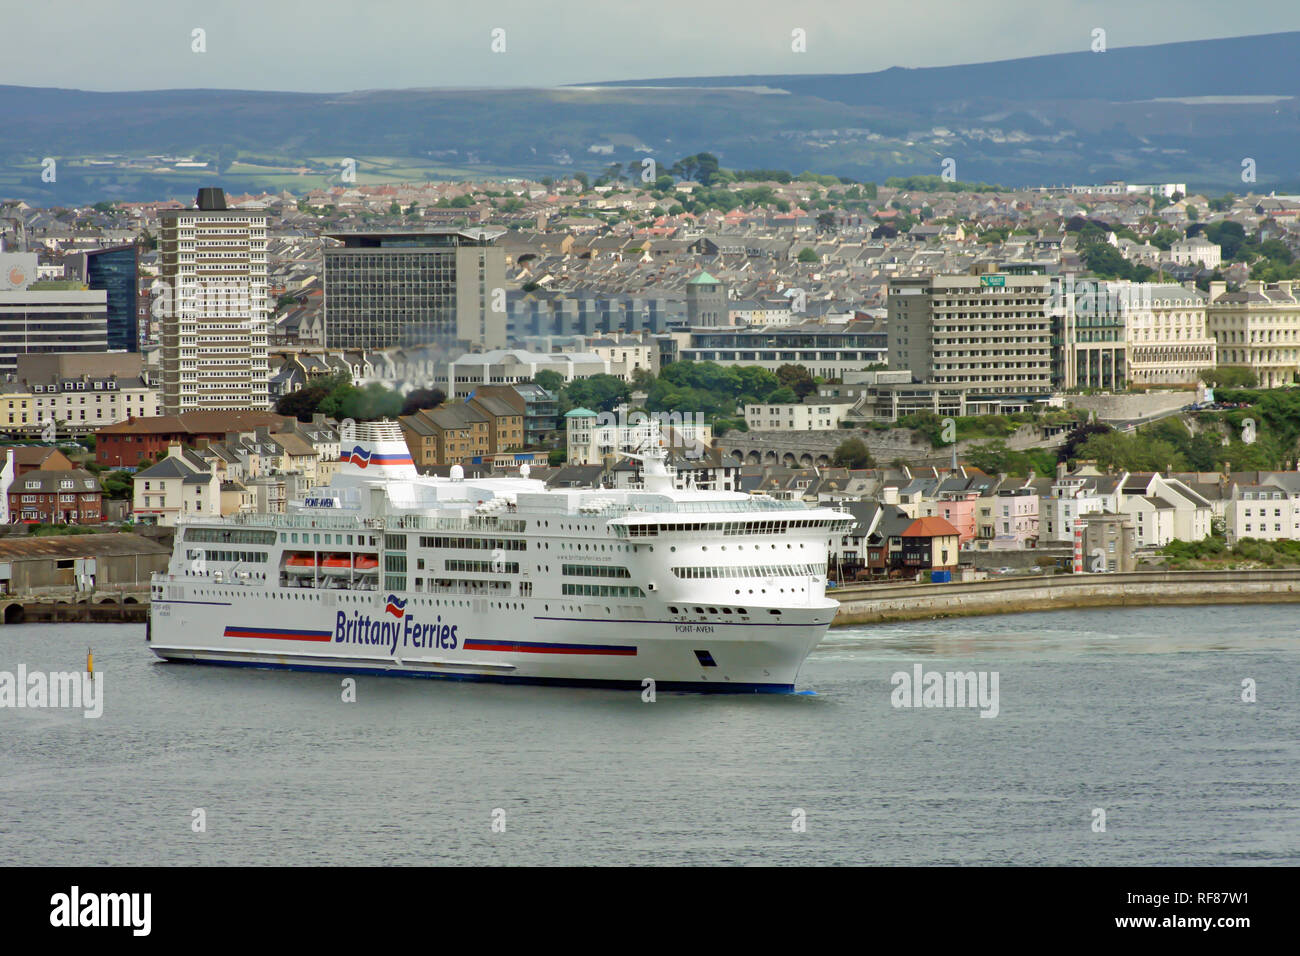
[593,498,813,518]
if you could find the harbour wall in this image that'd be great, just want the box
[830,569,1300,626]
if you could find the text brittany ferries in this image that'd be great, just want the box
[148,421,851,692]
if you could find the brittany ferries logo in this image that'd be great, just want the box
[335,602,458,653]
[340,445,373,468]
[339,446,413,468]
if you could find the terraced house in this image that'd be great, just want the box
[1206,280,1300,388]
[7,468,102,523]
[399,396,524,467]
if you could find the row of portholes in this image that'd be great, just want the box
[537,542,644,553]
[184,569,268,579]
[544,605,620,615]
[669,605,748,617]
[670,543,806,552]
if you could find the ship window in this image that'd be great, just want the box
[669,606,678,613]
[694,607,704,614]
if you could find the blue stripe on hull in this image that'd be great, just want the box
[154,655,796,694]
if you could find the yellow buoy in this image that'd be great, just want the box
[87,648,94,677]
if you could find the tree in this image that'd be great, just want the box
[1199,367,1257,389]
[1150,228,1181,250]
[274,372,349,421]
[99,470,133,499]
[765,386,797,404]
[1203,220,1247,260]
[565,374,630,413]
[797,247,819,263]
[1059,422,1114,461]
[401,387,445,416]
[776,364,816,400]
[534,370,564,394]
[1080,241,1130,278]
[816,211,837,233]
[833,437,874,469]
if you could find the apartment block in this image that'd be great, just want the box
[887,274,1053,400]
[158,188,269,413]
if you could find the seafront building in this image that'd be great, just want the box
[887,274,1054,406]
[1206,280,1300,388]
[1120,282,1215,386]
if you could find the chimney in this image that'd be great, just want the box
[167,443,182,459]
[196,187,227,211]
[1056,460,1067,480]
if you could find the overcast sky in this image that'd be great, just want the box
[8,1,1298,92]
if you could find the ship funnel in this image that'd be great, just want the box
[337,419,418,479]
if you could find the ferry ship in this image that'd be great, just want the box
[148,421,852,692]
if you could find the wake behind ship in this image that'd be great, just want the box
[148,421,851,692]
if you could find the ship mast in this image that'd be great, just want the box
[616,437,675,494]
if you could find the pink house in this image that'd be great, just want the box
[994,487,1039,547]
[926,490,980,545]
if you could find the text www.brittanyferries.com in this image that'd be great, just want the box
[1114,915,1250,930]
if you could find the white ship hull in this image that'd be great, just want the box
[147,420,851,694]
[149,587,836,693]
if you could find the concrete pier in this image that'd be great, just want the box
[830,569,1300,626]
